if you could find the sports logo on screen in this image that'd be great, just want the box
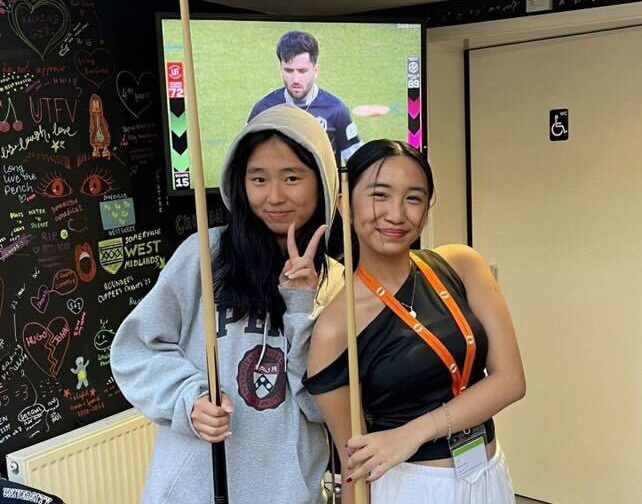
[407,56,422,149]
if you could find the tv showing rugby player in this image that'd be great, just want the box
[158,17,424,193]
[248,31,362,168]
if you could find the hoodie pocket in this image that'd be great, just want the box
[162,439,212,504]
[227,436,314,504]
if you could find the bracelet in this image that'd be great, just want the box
[442,402,453,440]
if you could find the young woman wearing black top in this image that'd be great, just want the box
[305,140,526,503]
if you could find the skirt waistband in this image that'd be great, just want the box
[394,445,505,482]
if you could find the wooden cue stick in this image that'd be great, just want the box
[177,1,228,502]
[340,170,367,504]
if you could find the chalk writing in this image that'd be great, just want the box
[66,388,104,418]
[74,48,114,87]
[0,123,78,160]
[59,20,90,56]
[29,95,79,125]
[3,164,36,203]
[0,234,30,262]
[0,71,34,94]
[73,311,86,338]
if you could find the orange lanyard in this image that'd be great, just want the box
[357,252,476,396]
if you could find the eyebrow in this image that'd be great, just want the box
[365,182,428,194]
[246,166,306,174]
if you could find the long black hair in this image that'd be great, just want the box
[340,139,435,268]
[215,130,328,331]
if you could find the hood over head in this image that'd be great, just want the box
[219,105,339,243]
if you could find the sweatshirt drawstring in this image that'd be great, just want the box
[254,311,288,373]
[255,311,269,371]
[282,326,288,373]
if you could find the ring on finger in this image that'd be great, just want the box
[368,466,382,482]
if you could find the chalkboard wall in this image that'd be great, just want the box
[0,0,231,476]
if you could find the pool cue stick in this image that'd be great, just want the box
[178,1,228,502]
[340,170,367,504]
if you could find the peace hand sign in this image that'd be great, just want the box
[279,222,327,291]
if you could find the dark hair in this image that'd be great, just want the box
[342,139,435,267]
[276,31,319,64]
[215,130,327,331]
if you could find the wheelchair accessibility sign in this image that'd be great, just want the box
[550,109,569,141]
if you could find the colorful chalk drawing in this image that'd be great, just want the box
[99,197,135,231]
[29,268,79,314]
[94,320,115,367]
[65,297,83,315]
[74,243,96,283]
[89,94,111,158]
[0,97,24,132]
[70,356,89,389]
[22,316,70,378]
[8,0,70,61]
[98,237,123,274]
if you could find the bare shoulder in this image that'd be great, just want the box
[309,287,348,376]
[432,244,489,284]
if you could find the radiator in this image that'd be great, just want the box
[6,408,157,504]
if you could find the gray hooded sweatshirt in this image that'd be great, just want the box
[111,105,342,504]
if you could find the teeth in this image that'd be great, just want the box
[79,252,90,260]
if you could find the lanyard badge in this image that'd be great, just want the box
[448,424,488,478]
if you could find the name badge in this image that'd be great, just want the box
[447,424,488,479]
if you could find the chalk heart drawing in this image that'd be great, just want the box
[66,297,83,315]
[22,317,70,378]
[116,71,154,119]
[30,285,50,314]
[74,48,115,88]
[8,0,70,61]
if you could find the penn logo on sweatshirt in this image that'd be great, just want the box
[237,345,286,410]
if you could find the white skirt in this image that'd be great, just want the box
[369,446,516,504]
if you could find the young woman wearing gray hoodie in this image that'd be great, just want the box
[111,105,342,504]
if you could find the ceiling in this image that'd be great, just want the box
[206,0,447,16]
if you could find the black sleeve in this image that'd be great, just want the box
[302,348,350,395]
[334,103,361,163]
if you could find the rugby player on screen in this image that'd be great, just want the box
[248,31,362,167]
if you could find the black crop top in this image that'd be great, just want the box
[303,249,495,462]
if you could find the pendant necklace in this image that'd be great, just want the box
[399,265,417,318]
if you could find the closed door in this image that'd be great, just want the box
[469,26,642,504]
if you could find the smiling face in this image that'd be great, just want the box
[351,155,430,261]
[244,136,319,247]
[94,329,115,351]
[280,52,318,101]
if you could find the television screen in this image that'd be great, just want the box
[157,15,426,194]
